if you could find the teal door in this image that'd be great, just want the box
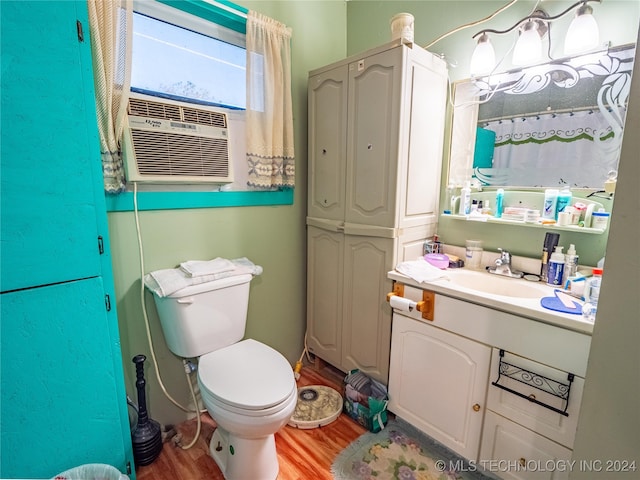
[1,279,129,477]
[1,0,101,292]
[0,1,134,477]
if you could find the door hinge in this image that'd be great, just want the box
[98,236,104,255]
[77,20,84,42]
[105,294,112,312]
[126,462,132,475]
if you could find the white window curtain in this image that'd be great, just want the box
[245,11,295,189]
[87,0,132,193]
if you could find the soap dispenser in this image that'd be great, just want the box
[547,246,565,286]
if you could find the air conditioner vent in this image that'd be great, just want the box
[128,98,227,128]
[131,130,229,178]
[182,107,227,128]
[129,98,181,121]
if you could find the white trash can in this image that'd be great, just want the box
[52,463,129,480]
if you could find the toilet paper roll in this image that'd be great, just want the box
[389,295,417,312]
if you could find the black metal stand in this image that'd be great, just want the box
[491,349,574,416]
[131,354,163,466]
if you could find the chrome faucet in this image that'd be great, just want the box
[488,248,524,278]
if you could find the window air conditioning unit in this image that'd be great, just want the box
[122,93,233,184]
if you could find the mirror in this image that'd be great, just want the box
[449,44,635,189]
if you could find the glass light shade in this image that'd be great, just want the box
[513,20,543,66]
[470,34,496,76]
[564,6,599,54]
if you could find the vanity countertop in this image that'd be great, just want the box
[388,268,594,335]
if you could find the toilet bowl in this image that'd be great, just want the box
[197,339,297,480]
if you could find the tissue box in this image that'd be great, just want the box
[343,369,389,432]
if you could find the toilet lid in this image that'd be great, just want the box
[198,339,295,411]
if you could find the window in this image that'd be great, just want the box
[104,1,293,210]
[131,1,246,109]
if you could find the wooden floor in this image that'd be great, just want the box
[136,361,366,480]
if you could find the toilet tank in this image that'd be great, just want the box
[152,274,253,358]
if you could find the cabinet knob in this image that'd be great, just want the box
[529,393,536,401]
[472,403,481,412]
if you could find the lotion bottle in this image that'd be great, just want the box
[547,245,565,286]
[563,243,579,285]
[459,181,471,215]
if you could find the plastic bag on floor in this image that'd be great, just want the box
[53,463,129,480]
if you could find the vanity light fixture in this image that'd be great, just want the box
[512,17,547,65]
[564,2,600,54]
[470,0,601,74]
[469,33,496,75]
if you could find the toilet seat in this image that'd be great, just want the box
[198,339,296,415]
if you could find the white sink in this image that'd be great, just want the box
[444,269,549,299]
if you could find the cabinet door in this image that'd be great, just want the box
[307,66,348,222]
[306,226,344,368]
[480,411,572,480]
[341,234,395,383]
[389,312,491,461]
[0,0,101,292]
[1,279,129,478]
[345,48,403,228]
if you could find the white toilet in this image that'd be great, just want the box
[152,273,297,480]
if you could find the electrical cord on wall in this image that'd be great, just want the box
[132,182,204,449]
[422,0,519,50]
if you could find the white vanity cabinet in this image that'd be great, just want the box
[387,281,592,476]
[389,311,491,460]
[306,40,448,383]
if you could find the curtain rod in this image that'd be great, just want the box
[479,104,622,124]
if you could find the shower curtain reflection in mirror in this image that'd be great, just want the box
[450,44,635,189]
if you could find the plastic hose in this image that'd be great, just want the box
[133,182,205,449]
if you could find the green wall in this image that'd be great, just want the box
[109,1,346,426]
[346,0,640,266]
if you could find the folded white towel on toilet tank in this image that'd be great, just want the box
[179,257,235,277]
[144,257,263,298]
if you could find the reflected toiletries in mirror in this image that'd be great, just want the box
[449,44,635,189]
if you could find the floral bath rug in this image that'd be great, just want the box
[331,419,498,480]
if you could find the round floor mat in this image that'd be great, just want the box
[288,385,343,429]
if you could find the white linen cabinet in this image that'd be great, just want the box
[306,40,448,383]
